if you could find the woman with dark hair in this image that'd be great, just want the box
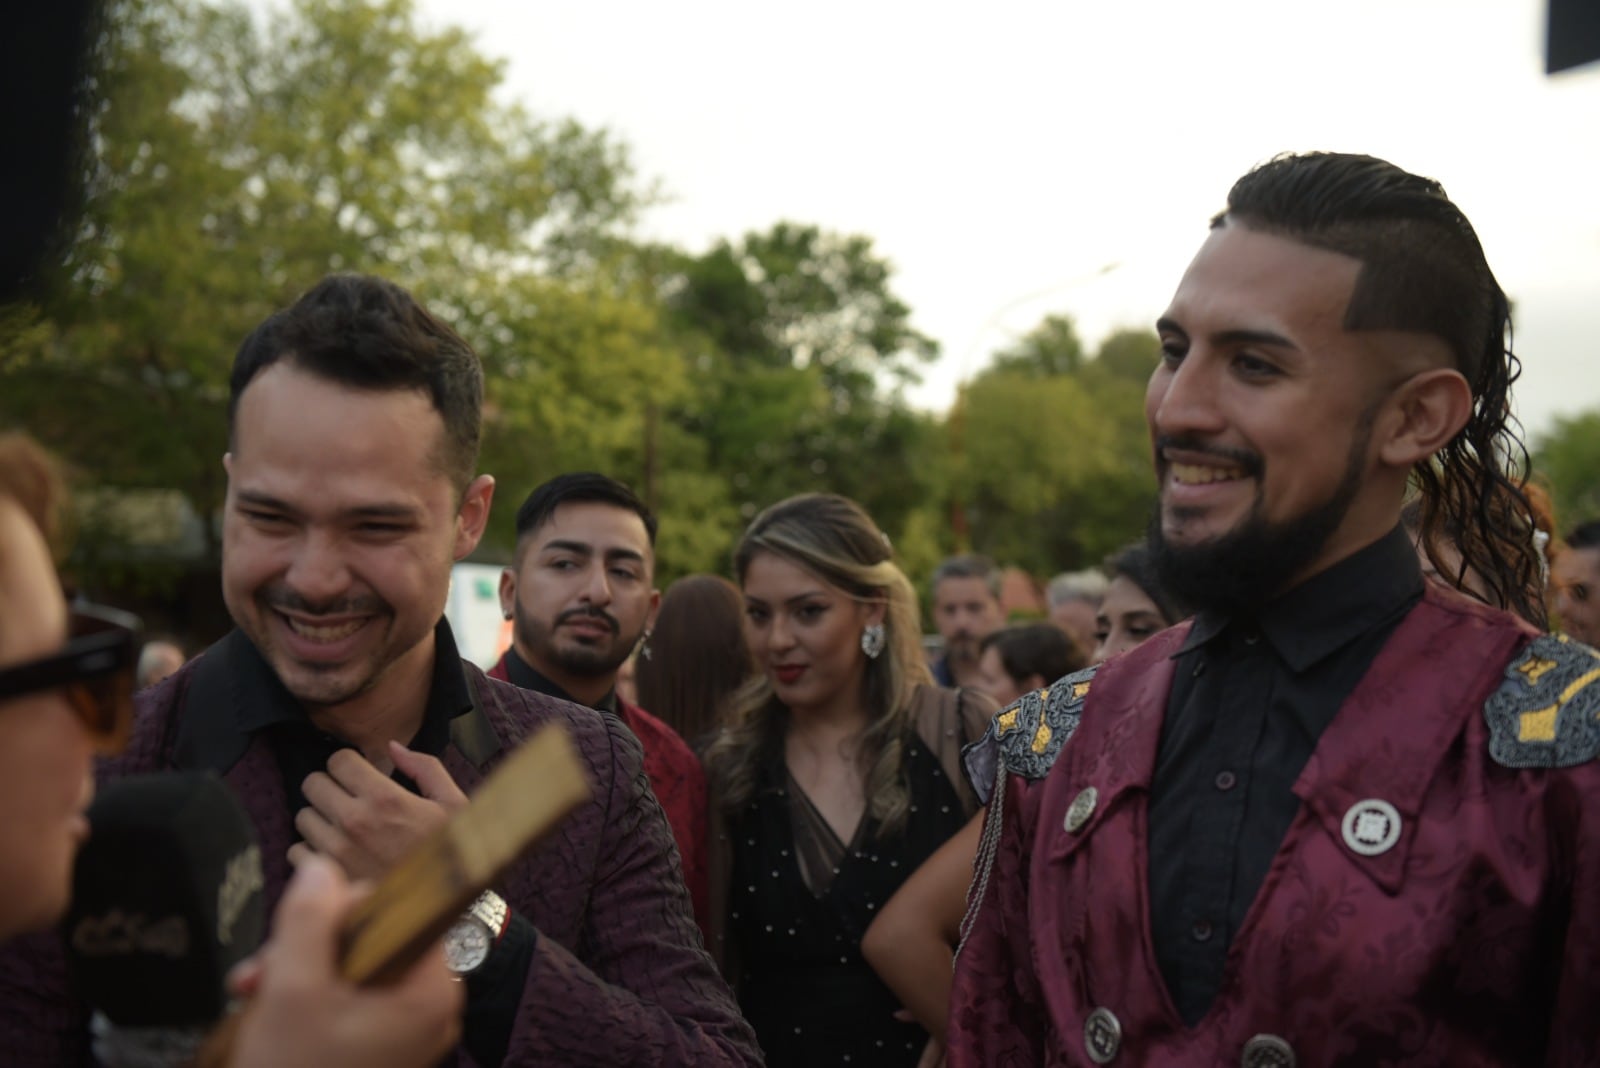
[1094,540,1187,661]
[973,622,1087,708]
[634,574,754,753]
[704,494,993,1068]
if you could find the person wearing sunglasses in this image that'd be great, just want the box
[0,431,469,1068]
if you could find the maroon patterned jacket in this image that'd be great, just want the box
[0,635,761,1066]
[950,585,1600,1066]
[487,653,710,945]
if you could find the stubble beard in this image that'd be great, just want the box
[513,600,640,679]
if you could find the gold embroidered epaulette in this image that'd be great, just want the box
[988,665,1096,780]
[1485,634,1600,768]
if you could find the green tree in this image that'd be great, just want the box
[947,320,1159,573]
[660,223,942,561]
[989,314,1086,377]
[1536,411,1600,527]
[1,0,650,584]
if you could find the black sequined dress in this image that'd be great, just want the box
[729,727,974,1067]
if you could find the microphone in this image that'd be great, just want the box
[63,772,265,1068]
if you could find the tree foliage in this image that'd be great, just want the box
[2,0,646,577]
[1,0,1163,632]
[948,325,1158,574]
[1535,410,1600,529]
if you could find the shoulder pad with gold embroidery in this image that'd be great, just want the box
[1485,634,1600,769]
[962,665,1097,800]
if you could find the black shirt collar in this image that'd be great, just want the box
[500,645,618,714]
[195,617,476,767]
[1177,524,1423,673]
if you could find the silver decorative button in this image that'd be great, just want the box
[1241,1033,1295,1067]
[1084,1007,1121,1063]
[1341,798,1402,856]
[1064,786,1099,833]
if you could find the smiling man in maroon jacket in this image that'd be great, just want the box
[0,274,759,1067]
[950,154,1600,1067]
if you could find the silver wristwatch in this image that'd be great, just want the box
[443,890,509,976]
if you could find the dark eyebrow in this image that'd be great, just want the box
[539,540,647,565]
[348,504,421,521]
[743,591,829,609]
[539,539,594,557]
[1156,317,1299,352]
[236,490,294,513]
[235,492,418,523]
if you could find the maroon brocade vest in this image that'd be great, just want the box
[952,586,1600,1066]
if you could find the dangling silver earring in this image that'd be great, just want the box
[639,629,653,661]
[860,623,885,660]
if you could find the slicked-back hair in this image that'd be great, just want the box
[513,473,657,557]
[1218,152,1544,627]
[228,274,484,492]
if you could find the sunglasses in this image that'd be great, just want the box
[0,605,140,754]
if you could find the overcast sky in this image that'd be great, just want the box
[415,0,1600,440]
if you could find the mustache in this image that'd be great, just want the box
[261,586,389,617]
[557,605,619,635]
[1155,435,1264,478]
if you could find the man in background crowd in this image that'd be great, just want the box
[972,622,1085,708]
[928,554,1006,689]
[1044,568,1107,653]
[1553,519,1600,645]
[490,473,709,939]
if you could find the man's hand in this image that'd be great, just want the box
[229,854,463,1068]
[290,741,469,880]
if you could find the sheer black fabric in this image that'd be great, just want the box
[730,737,967,1067]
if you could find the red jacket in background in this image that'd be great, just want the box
[489,654,710,945]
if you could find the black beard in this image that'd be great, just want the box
[513,603,639,679]
[1149,424,1370,618]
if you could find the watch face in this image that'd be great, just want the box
[444,918,491,974]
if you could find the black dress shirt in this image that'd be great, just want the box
[1146,526,1424,1025]
[500,646,618,714]
[176,620,529,1067]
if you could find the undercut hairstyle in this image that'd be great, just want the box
[513,473,658,557]
[1219,152,1544,627]
[931,553,1002,601]
[228,274,484,492]
[980,623,1086,688]
[705,493,932,837]
[633,574,753,751]
[1106,541,1185,627]
[1567,520,1600,552]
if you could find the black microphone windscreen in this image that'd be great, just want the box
[64,772,264,1028]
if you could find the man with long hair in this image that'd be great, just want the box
[950,153,1597,1065]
